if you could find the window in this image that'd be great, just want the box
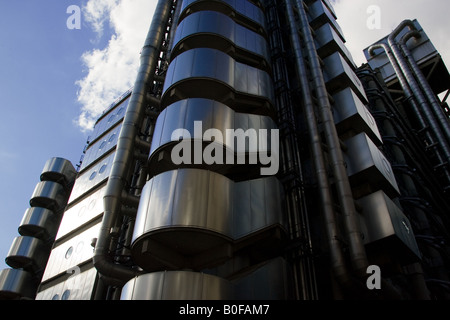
[65,246,73,259]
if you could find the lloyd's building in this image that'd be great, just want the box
[1,0,450,300]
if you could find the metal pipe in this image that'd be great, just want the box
[93,0,175,285]
[284,0,353,292]
[385,20,450,181]
[400,30,450,144]
[368,42,450,178]
[387,21,450,160]
[294,0,369,279]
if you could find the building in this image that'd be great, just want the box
[0,0,449,300]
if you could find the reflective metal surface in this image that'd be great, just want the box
[308,0,344,41]
[149,98,277,159]
[179,0,266,35]
[171,10,270,69]
[344,132,400,198]
[67,151,115,203]
[332,87,382,145]
[5,236,48,273]
[323,51,368,104]
[131,169,286,271]
[80,123,121,171]
[56,186,106,240]
[357,191,421,263]
[89,98,127,143]
[36,267,98,300]
[315,22,355,69]
[162,48,275,116]
[18,207,58,241]
[0,268,36,300]
[40,157,77,188]
[233,257,294,299]
[29,181,68,212]
[41,223,101,282]
[121,271,233,300]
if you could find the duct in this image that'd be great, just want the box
[399,30,450,145]
[284,0,352,293]
[40,157,77,189]
[294,0,369,281]
[0,268,36,300]
[131,168,287,272]
[386,20,450,170]
[93,0,175,285]
[18,207,58,242]
[368,42,450,184]
[121,271,233,300]
[30,181,68,213]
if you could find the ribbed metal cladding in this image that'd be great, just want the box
[128,0,292,300]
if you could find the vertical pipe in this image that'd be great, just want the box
[400,30,450,145]
[387,21,450,165]
[93,0,175,285]
[368,42,450,184]
[284,0,352,292]
[294,0,369,278]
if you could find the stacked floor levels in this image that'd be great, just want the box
[1,0,449,300]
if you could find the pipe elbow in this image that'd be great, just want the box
[401,30,422,45]
[388,19,417,43]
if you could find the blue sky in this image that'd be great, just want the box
[0,1,95,270]
[0,0,449,272]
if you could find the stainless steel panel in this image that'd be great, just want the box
[323,51,368,104]
[0,268,36,300]
[41,223,101,282]
[131,169,286,270]
[315,22,355,68]
[171,11,269,65]
[357,191,421,260]
[233,257,294,299]
[56,186,106,240]
[40,157,77,187]
[5,236,48,272]
[344,132,400,198]
[149,98,277,162]
[364,20,439,84]
[162,48,274,114]
[80,123,122,171]
[89,97,128,143]
[36,267,98,300]
[18,207,58,241]
[179,0,266,33]
[67,151,115,203]
[121,271,233,300]
[332,87,383,145]
[308,0,344,41]
[30,181,68,212]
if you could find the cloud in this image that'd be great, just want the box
[75,0,157,132]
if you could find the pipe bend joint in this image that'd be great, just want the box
[388,19,416,43]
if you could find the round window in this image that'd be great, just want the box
[61,290,70,300]
[99,140,107,150]
[65,246,74,259]
[108,133,117,143]
[89,171,97,180]
[99,164,107,174]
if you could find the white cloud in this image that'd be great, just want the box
[75,0,157,132]
[331,0,450,67]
